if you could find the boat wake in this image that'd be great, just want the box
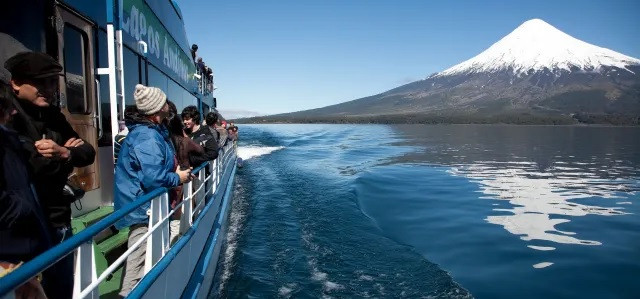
[215,180,249,296]
[237,145,285,161]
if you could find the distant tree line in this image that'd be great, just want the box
[571,113,640,125]
[234,112,639,126]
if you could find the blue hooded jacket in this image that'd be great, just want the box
[114,122,179,229]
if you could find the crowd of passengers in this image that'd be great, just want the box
[0,51,238,298]
[190,44,215,94]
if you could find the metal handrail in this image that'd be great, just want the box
[0,186,166,295]
[0,142,237,297]
[78,164,209,298]
[129,149,237,298]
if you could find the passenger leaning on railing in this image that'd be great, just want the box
[214,117,228,148]
[205,67,213,93]
[204,111,220,143]
[227,125,239,142]
[190,44,198,63]
[167,101,204,176]
[196,57,205,77]
[113,84,193,297]
[181,105,218,164]
[0,81,49,299]
[181,106,218,214]
[166,100,203,244]
[5,52,96,299]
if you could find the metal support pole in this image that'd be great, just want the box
[73,242,98,299]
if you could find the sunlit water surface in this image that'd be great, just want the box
[213,124,639,298]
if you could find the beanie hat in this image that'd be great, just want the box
[134,84,166,115]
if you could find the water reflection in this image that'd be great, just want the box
[449,160,634,247]
[392,125,640,251]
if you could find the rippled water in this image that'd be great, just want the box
[213,124,639,298]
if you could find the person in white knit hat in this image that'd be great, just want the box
[113,84,192,296]
[133,83,167,115]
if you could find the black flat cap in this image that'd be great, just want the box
[4,52,63,80]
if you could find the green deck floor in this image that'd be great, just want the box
[72,206,128,298]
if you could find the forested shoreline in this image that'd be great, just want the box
[234,113,640,126]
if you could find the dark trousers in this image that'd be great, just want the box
[42,226,74,299]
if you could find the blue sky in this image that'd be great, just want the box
[178,0,640,116]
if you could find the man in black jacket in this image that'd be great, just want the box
[181,105,218,166]
[181,106,218,214]
[0,81,51,298]
[5,52,96,299]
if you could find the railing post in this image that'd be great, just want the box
[180,181,193,234]
[210,160,217,194]
[190,169,203,219]
[196,168,206,215]
[217,152,222,185]
[145,192,168,273]
[160,192,170,252]
[73,242,97,299]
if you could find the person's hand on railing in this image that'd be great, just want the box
[176,167,193,184]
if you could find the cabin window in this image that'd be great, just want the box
[147,64,196,113]
[167,78,184,110]
[63,25,89,114]
[147,65,168,93]
[183,89,194,112]
[123,47,142,106]
[185,90,197,108]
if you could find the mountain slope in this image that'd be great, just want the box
[254,19,640,123]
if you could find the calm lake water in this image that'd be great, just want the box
[213,124,639,298]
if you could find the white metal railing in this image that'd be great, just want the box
[0,142,237,299]
[75,141,237,298]
[195,67,214,96]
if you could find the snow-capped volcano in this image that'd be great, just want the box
[260,19,640,124]
[437,19,640,76]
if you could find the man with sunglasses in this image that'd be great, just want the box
[4,51,96,299]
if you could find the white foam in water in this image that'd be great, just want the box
[302,229,345,295]
[527,245,556,251]
[217,183,250,294]
[373,283,386,296]
[324,281,345,292]
[278,287,293,297]
[237,145,284,161]
[533,262,554,269]
[278,283,297,297]
[312,270,328,281]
